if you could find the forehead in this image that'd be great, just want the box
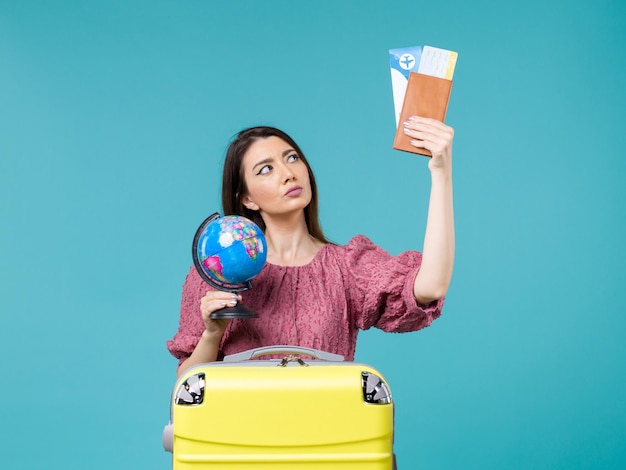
[242,136,293,166]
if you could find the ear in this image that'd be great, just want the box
[241,194,259,211]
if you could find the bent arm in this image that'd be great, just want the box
[175,290,237,378]
[177,330,222,378]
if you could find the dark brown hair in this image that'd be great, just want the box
[221,126,329,243]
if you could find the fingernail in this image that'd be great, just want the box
[403,121,410,127]
[403,128,410,134]
[228,299,237,306]
[409,116,418,121]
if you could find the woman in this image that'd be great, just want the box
[167,117,455,377]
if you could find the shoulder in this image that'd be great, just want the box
[181,265,213,296]
[326,234,378,251]
[324,234,389,262]
[324,235,423,272]
[183,264,203,286]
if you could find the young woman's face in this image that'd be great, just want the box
[240,136,312,217]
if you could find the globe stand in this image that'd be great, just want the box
[209,304,258,320]
[192,213,266,320]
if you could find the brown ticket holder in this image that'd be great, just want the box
[393,72,453,157]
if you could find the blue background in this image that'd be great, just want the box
[1,1,625,468]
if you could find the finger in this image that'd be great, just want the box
[405,117,454,137]
[403,123,453,155]
[200,296,240,318]
[408,115,451,129]
[201,297,238,311]
[406,135,451,158]
[202,291,242,302]
[404,128,449,148]
[403,127,435,141]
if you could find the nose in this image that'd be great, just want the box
[281,164,295,183]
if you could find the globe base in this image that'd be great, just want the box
[210,304,259,319]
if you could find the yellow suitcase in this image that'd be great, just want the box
[163,345,397,469]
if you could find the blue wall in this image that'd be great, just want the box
[1,1,625,468]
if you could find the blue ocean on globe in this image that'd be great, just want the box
[196,215,267,287]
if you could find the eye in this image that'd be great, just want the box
[256,164,272,175]
[286,153,300,163]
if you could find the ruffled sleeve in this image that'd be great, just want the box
[166,267,209,363]
[341,235,444,333]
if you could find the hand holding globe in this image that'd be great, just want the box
[192,213,267,319]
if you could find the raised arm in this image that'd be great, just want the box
[402,116,455,304]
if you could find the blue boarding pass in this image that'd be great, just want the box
[389,45,458,126]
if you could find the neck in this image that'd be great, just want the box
[261,212,323,266]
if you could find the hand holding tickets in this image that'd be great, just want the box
[389,45,458,157]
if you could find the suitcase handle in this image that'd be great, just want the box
[223,345,344,363]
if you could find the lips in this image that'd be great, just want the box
[285,185,303,197]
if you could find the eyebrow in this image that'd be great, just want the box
[252,148,297,171]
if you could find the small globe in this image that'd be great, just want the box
[193,214,267,290]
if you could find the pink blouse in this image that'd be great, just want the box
[166,235,444,363]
